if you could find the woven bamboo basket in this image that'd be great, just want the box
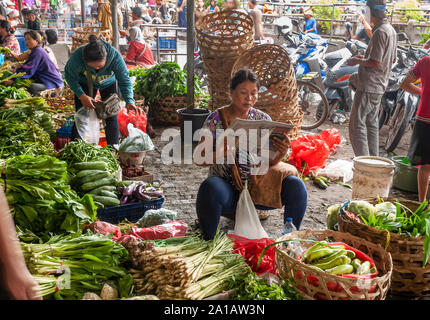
[196,10,254,109]
[231,44,300,121]
[151,95,200,126]
[40,87,75,108]
[338,197,430,297]
[275,229,393,300]
[283,108,303,141]
[71,27,111,52]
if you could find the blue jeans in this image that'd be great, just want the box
[196,175,308,240]
[71,82,120,146]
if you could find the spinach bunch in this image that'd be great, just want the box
[132,62,203,104]
[361,199,430,267]
[0,85,28,105]
[1,155,97,242]
[229,272,302,300]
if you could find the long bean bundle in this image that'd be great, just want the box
[124,231,250,300]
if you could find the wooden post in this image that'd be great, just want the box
[111,0,119,49]
[81,0,86,25]
[186,0,195,109]
[18,0,22,21]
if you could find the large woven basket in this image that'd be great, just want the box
[196,10,254,109]
[231,44,302,140]
[151,95,199,126]
[275,229,393,300]
[71,27,111,52]
[338,197,430,297]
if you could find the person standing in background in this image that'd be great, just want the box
[177,0,186,28]
[206,0,219,13]
[98,0,122,37]
[45,28,70,74]
[346,0,397,157]
[195,0,205,24]
[304,9,317,34]
[248,0,263,40]
[400,56,430,202]
[353,13,373,44]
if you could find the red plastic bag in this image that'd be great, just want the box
[128,220,188,240]
[118,107,147,137]
[288,128,341,176]
[83,220,122,241]
[295,242,378,300]
[227,234,276,275]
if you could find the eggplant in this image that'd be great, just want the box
[120,195,129,205]
[144,191,163,198]
[136,187,152,201]
[123,181,137,196]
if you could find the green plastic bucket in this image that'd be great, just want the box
[391,156,430,194]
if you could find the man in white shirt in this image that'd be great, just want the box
[45,29,71,74]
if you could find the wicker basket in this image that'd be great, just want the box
[40,87,75,108]
[151,95,199,126]
[231,44,300,120]
[276,229,392,300]
[71,27,111,52]
[338,197,430,297]
[196,10,254,109]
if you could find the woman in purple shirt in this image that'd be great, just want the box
[8,30,63,96]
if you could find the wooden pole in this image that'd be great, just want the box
[81,0,86,24]
[186,0,195,109]
[111,0,119,49]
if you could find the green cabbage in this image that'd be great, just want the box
[374,201,397,222]
[327,203,342,230]
[346,200,376,219]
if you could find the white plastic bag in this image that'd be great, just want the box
[74,108,100,145]
[317,159,353,183]
[234,181,268,239]
[119,123,154,153]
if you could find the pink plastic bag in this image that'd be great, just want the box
[118,107,147,137]
[128,220,188,240]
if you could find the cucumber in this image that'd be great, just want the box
[90,185,118,195]
[93,201,105,209]
[81,177,117,191]
[92,195,121,207]
[76,169,107,179]
[73,161,107,171]
[117,180,134,187]
[79,171,111,185]
[100,190,118,198]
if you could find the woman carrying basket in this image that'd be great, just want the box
[194,68,308,240]
[65,35,142,146]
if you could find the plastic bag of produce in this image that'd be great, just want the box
[119,123,154,153]
[228,234,276,275]
[136,208,177,227]
[129,220,188,240]
[327,203,342,230]
[374,202,397,221]
[83,220,122,241]
[74,107,100,145]
[118,106,147,137]
[346,200,375,219]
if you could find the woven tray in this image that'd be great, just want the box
[275,229,393,300]
[338,197,430,297]
[71,27,111,52]
[40,87,75,109]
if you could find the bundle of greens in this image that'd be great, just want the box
[0,118,55,159]
[0,99,56,140]
[125,230,250,300]
[58,140,120,176]
[132,62,203,104]
[0,61,32,88]
[0,155,97,242]
[228,272,302,300]
[351,198,430,267]
[0,84,28,105]
[21,232,133,300]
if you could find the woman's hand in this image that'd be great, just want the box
[79,94,96,110]
[272,132,290,155]
[3,266,42,300]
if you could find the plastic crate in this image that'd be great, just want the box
[56,116,74,138]
[97,196,165,224]
[16,35,27,52]
[158,36,177,50]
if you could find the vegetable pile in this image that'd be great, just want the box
[0,61,32,88]
[299,241,377,276]
[124,231,250,300]
[58,140,120,176]
[117,180,163,205]
[0,155,97,242]
[69,161,120,209]
[346,198,430,267]
[131,62,203,104]
[22,232,133,300]
[0,84,28,105]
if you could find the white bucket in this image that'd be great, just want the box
[351,156,395,199]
